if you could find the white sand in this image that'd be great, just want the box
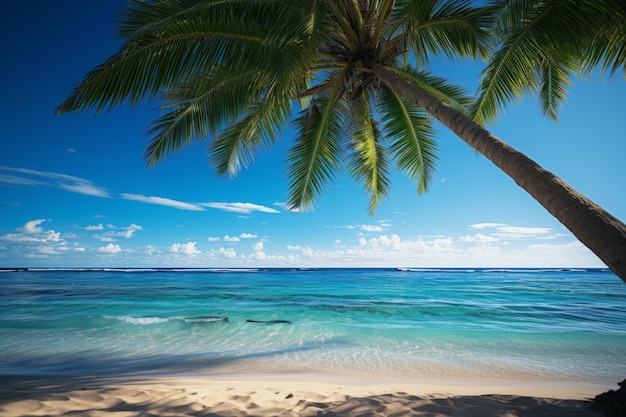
[0,372,609,416]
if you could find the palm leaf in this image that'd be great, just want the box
[347,94,390,215]
[537,57,573,121]
[472,0,612,124]
[56,0,312,114]
[579,0,626,78]
[144,68,268,166]
[396,0,498,65]
[286,90,347,211]
[379,87,437,194]
[209,98,292,177]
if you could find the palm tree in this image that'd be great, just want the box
[56,0,626,282]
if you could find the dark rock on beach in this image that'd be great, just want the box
[593,379,626,417]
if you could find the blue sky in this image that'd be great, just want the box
[1,1,625,268]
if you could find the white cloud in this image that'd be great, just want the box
[121,223,142,238]
[58,183,110,198]
[207,236,221,242]
[100,223,143,239]
[94,235,115,242]
[470,223,508,230]
[497,226,551,235]
[279,232,601,268]
[85,224,104,231]
[218,247,237,258]
[169,242,201,256]
[202,202,280,214]
[251,241,267,260]
[0,174,42,186]
[467,223,553,240]
[0,234,42,243]
[45,230,61,242]
[240,233,258,239]
[224,235,240,242]
[360,224,384,232]
[98,243,121,254]
[37,246,62,255]
[23,219,46,234]
[360,234,403,250]
[121,193,205,211]
[0,166,111,198]
[459,233,499,243]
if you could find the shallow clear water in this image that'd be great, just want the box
[1,268,625,385]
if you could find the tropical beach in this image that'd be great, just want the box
[2,0,626,415]
[1,268,624,416]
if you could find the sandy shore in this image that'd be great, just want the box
[0,372,609,416]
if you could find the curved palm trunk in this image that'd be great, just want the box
[371,63,626,283]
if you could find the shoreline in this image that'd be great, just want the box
[0,372,610,417]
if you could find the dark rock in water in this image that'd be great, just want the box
[184,316,229,324]
[593,379,626,417]
[246,319,292,324]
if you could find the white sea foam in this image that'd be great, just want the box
[103,315,171,325]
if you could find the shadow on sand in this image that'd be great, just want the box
[0,374,605,417]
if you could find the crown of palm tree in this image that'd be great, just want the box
[57,0,496,214]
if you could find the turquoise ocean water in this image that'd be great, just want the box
[1,268,625,386]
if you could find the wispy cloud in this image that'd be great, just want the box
[468,223,553,240]
[497,226,551,235]
[201,202,280,214]
[333,222,390,232]
[58,183,110,198]
[0,166,111,198]
[121,193,205,211]
[0,174,43,186]
[469,223,508,230]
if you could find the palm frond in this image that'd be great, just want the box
[473,0,613,124]
[396,0,499,65]
[56,0,312,114]
[537,57,572,121]
[379,87,437,194]
[579,0,626,78]
[347,94,390,215]
[286,91,347,211]
[209,99,291,177]
[144,68,268,166]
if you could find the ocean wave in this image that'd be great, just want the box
[103,315,230,325]
[397,268,476,273]
[103,315,172,325]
